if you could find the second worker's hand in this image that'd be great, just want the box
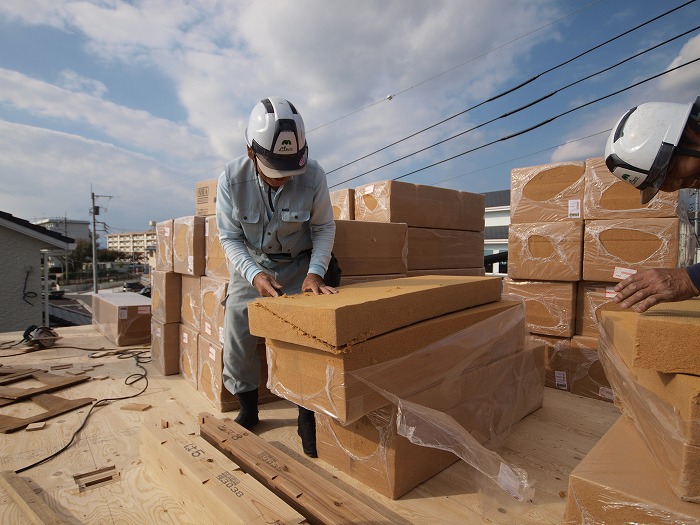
[253,272,283,297]
[612,267,699,313]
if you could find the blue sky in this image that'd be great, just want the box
[1,0,699,235]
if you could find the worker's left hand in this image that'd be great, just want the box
[302,273,338,295]
[612,267,700,313]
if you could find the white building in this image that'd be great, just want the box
[32,217,91,243]
[483,190,510,275]
[107,230,157,262]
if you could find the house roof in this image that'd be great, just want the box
[0,210,76,250]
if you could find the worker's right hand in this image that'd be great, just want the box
[612,267,700,313]
[253,272,283,297]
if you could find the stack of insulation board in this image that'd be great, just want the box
[563,301,700,522]
[504,157,694,402]
[248,275,545,498]
[330,180,487,284]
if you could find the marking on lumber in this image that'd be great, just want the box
[199,412,394,525]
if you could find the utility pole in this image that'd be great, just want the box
[90,188,113,294]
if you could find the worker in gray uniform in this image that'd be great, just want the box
[605,96,700,312]
[216,96,337,457]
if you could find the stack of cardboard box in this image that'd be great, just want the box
[248,274,545,498]
[504,158,693,402]
[564,302,700,521]
[331,180,486,284]
[150,181,276,411]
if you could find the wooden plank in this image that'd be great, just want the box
[0,394,95,433]
[199,412,396,525]
[140,421,308,525]
[0,470,66,524]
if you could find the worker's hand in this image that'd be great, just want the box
[253,272,283,297]
[612,267,700,313]
[302,273,338,295]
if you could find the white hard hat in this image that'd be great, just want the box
[245,97,308,178]
[605,98,699,204]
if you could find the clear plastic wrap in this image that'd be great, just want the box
[155,219,174,272]
[173,215,206,276]
[204,215,230,279]
[197,337,236,412]
[526,333,570,390]
[599,309,700,501]
[583,217,695,282]
[510,161,585,224]
[504,278,576,337]
[354,179,485,231]
[267,299,545,519]
[507,221,583,281]
[91,293,151,346]
[151,269,182,324]
[150,318,179,375]
[329,188,355,220]
[583,156,690,220]
[406,227,484,270]
[575,281,621,338]
[179,324,199,389]
[200,276,227,346]
[569,335,613,402]
[180,275,201,332]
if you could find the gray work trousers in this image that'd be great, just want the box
[222,252,309,395]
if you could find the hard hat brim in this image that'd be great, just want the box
[257,152,307,178]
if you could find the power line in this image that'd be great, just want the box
[306,0,606,133]
[325,0,697,178]
[432,129,611,187]
[387,57,700,184]
[328,33,700,189]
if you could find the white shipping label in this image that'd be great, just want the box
[363,184,374,195]
[599,387,615,401]
[568,199,581,219]
[155,327,162,337]
[205,221,209,236]
[119,307,128,320]
[555,370,568,390]
[209,345,216,361]
[138,306,150,315]
[218,327,224,345]
[204,322,212,336]
[605,285,617,299]
[188,256,194,273]
[164,226,170,237]
[182,333,189,344]
[613,267,637,280]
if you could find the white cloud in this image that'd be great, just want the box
[58,69,108,98]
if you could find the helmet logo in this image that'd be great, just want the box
[299,155,306,167]
[280,139,293,151]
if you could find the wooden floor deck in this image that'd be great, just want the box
[0,325,620,524]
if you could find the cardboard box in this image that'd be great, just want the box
[317,346,544,499]
[92,293,152,346]
[200,276,227,346]
[339,274,405,286]
[150,270,182,324]
[354,180,485,231]
[583,157,688,220]
[510,161,585,224]
[265,300,523,424]
[407,227,484,270]
[150,318,179,375]
[198,337,236,412]
[504,279,576,337]
[173,215,206,276]
[180,275,201,331]
[575,281,622,337]
[179,324,198,389]
[155,219,174,272]
[249,275,504,351]
[205,215,229,279]
[197,338,278,412]
[583,217,695,282]
[333,220,408,276]
[563,418,700,524]
[526,334,570,390]
[195,178,218,217]
[569,336,613,402]
[601,308,700,499]
[633,299,700,374]
[406,268,485,277]
[507,222,583,281]
[330,188,355,220]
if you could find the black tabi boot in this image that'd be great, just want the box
[297,405,318,458]
[234,388,259,430]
